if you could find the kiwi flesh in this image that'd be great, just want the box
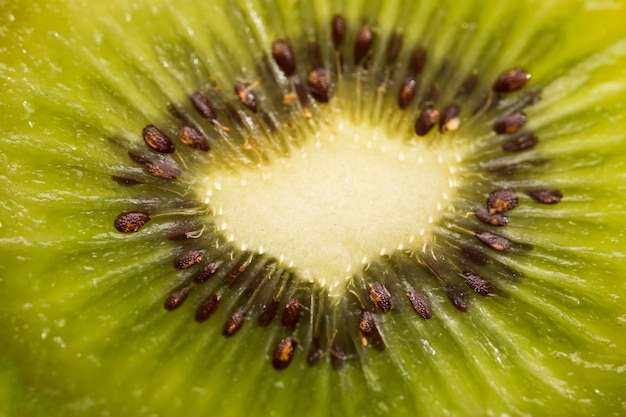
[1,0,626,416]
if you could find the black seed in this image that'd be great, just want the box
[146,157,181,179]
[487,189,519,214]
[475,206,509,226]
[493,67,531,92]
[258,298,280,327]
[223,307,246,337]
[307,68,332,103]
[307,41,324,70]
[330,339,346,370]
[439,103,461,133]
[460,245,490,265]
[358,309,375,336]
[164,286,191,311]
[386,31,403,66]
[307,337,321,366]
[528,189,563,204]
[398,78,417,109]
[456,71,479,96]
[369,282,392,312]
[331,14,346,49]
[493,110,527,134]
[194,261,223,283]
[168,221,202,241]
[225,259,248,287]
[129,150,181,179]
[354,26,374,65]
[502,133,539,152]
[475,231,512,252]
[195,294,221,322]
[281,297,300,328]
[174,249,205,270]
[272,39,296,76]
[190,91,217,121]
[406,289,432,319]
[111,176,142,186]
[272,336,298,370]
[446,285,467,312]
[235,82,257,112]
[114,212,151,233]
[414,105,440,136]
[408,47,427,76]
[142,125,175,154]
[461,271,494,296]
[179,126,210,151]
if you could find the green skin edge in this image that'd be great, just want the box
[1,0,626,416]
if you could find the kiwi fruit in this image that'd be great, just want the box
[1,0,626,416]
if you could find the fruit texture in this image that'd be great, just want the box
[1,1,626,416]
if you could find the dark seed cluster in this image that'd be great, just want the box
[110,12,565,372]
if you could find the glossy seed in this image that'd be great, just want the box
[272,336,298,370]
[330,339,346,370]
[475,231,512,252]
[114,212,151,233]
[398,78,417,109]
[406,289,432,319]
[307,68,331,102]
[493,110,527,134]
[193,260,223,283]
[493,67,531,92]
[408,47,427,76]
[164,286,191,311]
[225,259,248,287]
[281,297,300,328]
[179,126,210,151]
[223,307,246,337]
[142,125,175,153]
[307,337,321,366]
[414,105,440,136]
[258,298,280,327]
[195,294,221,322]
[146,157,181,179]
[461,271,493,296]
[235,82,257,112]
[331,14,346,49]
[502,133,539,152]
[354,26,374,65]
[190,91,217,121]
[174,249,205,270]
[439,103,461,133]
[358,309,375,336]
[446,285,467,312]
[474,206,509,226]
[386,31,403,66]
[456,71,479,96]
[167,221,201,241]
[369,282,392,312]
[528,189,563,204]
[487,189,519,214]
[272,39,296,76]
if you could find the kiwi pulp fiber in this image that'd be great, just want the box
[1,0,626,416]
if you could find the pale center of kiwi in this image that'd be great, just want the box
[205,121,460,292]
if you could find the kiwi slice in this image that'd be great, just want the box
[2,0,626,416]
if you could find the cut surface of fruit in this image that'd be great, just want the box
[1,0,626,416]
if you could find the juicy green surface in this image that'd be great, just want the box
[1,0,626,416]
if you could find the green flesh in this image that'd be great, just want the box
[2,0,626,416]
